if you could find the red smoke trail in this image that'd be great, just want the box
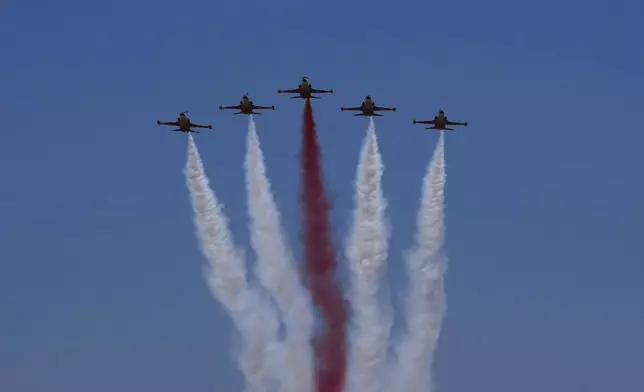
[300,99,347,392]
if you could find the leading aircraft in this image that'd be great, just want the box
[340,95,396,116]
[219,94,275,115]
[157,112,212,133]
[412,109,468,131]
[277,76,334,99]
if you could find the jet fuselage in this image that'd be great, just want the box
[362,97,374,112]
[178,116,190,129]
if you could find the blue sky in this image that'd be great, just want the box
[1,0,643,391]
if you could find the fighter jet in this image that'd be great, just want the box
[340,95,396,116]
[277,76,334,99]
[219,94,275,115]
[412,109,468,131]
[157,112,212,133]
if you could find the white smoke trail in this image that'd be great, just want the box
[393,132,447,392]
[244,116,314,392]
[346,118,392,392]
[185,134,281,392]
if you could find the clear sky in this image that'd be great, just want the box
[1,0,643,391]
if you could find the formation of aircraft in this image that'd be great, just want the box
[219,94,275,115]
[341,95,396,116]
[156,76,469,133]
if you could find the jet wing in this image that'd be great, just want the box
[157,120,179,126]
[446,120,468,126]
[311,88,333,93]
[374,105,396,111]
[191,123,213,129]
[341,106,363,111]
[252,105,275,110]
[413,119,436,125]
[277,88,300,93]
[219,105,242,110]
